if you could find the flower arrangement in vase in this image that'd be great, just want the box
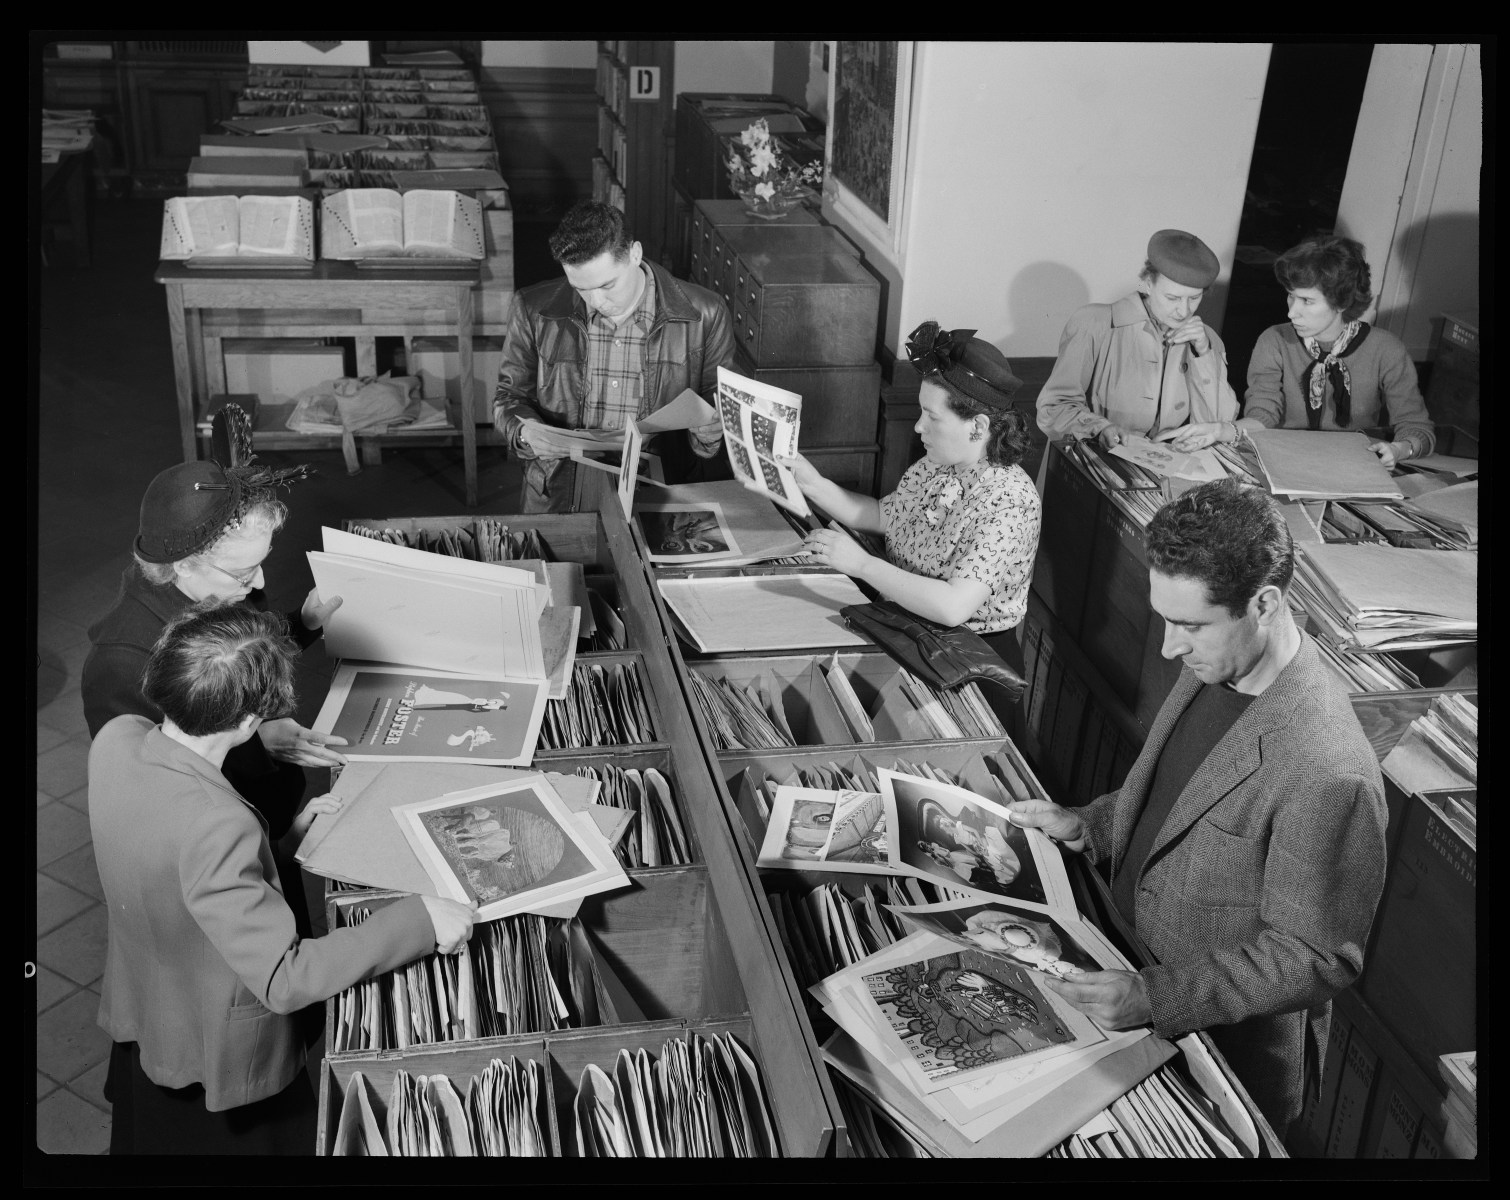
[724,118,822,219]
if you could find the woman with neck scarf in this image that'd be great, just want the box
[781,321,1041,691]
[1170,235,1433,466]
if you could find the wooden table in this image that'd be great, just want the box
[155,261,489,505]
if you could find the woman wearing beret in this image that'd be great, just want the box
[82,459,348,841]
[1036,229,1240,449]
[782,321,1041,689]
[91,605,477,1154]
[1179,235,1433,466]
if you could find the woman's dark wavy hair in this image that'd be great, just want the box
[141,604,299,737]
[1274,235,1373,321]
[934,379,1032,469]
[548,201,635,266]
[1145,479,1294,616]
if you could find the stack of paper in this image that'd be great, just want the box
[299,762,629,922]
[311,524,558,681]
[635,479,808,566]
[815,921,1168,1154]
[330,1060,554,1156]
[1402,480,1478,545]
[659,572,870,653]
[688,669,797,751]
[757,770,1076,912]
[769,878,950,995]
[572,763,692,868]
[1381,692,1478,794]
[536,662,656,749]
[1249,429,1403,500]
[331,906,642,1052]
[1310,634,1422,693]
[1290,543,1477,651]
[570,1033,779,1157]
[1044,1065,1246,1158]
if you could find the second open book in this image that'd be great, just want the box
[320,187,485,260]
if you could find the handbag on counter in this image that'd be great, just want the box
[839,599,1027,702]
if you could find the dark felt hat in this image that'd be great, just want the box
[1147,229,1220,289]
[905,321,1022,409]
[134,460,243,564]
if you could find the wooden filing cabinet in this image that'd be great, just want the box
[710,225,879,369]
[314,480,836,1157]
[687,198,883,493]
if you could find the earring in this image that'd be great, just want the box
[970,427,984,442]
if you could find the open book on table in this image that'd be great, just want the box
[320,187,485,261]
[159,194,315,265]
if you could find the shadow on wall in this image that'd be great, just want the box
[1359,211,1480,339]
[1004,261,1090,357]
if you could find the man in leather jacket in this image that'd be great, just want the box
[493,201,735,512]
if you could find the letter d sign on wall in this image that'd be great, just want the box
[630,66,660,100]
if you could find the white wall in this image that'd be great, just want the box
[674,41,773,97]
[825,41,1270,357]
[247,40,369,66]
[1355,43,1481,357]
[1335,43,1435,324]
[1398,43,1481,354]
[481,41,596,69]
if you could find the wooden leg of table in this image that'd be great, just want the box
[457,287,477,507]
[360,438,383,467]
[355,335,377,378]
[164,285,198,463]
[205,335,227,399]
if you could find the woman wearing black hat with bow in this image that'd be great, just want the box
[82,458,348,845]
[1037,229,1240,451]
[783,321,1041,686]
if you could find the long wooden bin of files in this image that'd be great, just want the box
[626,516,1283,1157]
[314,480,833,1156]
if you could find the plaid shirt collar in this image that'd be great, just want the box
[586,263,655,335]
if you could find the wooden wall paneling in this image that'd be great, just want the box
[479,65,598,217]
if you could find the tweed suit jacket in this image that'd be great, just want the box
[91,717,437,1111]
[1079,635,1387,1124]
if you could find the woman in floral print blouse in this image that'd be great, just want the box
[784,320,1041,690]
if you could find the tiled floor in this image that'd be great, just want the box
[34,199,544,1160]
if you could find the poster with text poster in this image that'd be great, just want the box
[878,769,1075,912]
[393,777,627,921]
[314,663,549,766]
[716,366,810,517]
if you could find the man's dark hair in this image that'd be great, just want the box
[1274,235,1373,322]
[548,201,635,266]
[141,604,298,736]
[1146,479,1294,615]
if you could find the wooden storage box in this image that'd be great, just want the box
[712,225,879,369]
[1358,791,1475,1079]
[312,476,835,1155]
[325,865,747,1057]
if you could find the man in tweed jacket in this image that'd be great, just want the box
[1010,479,1387,1135]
